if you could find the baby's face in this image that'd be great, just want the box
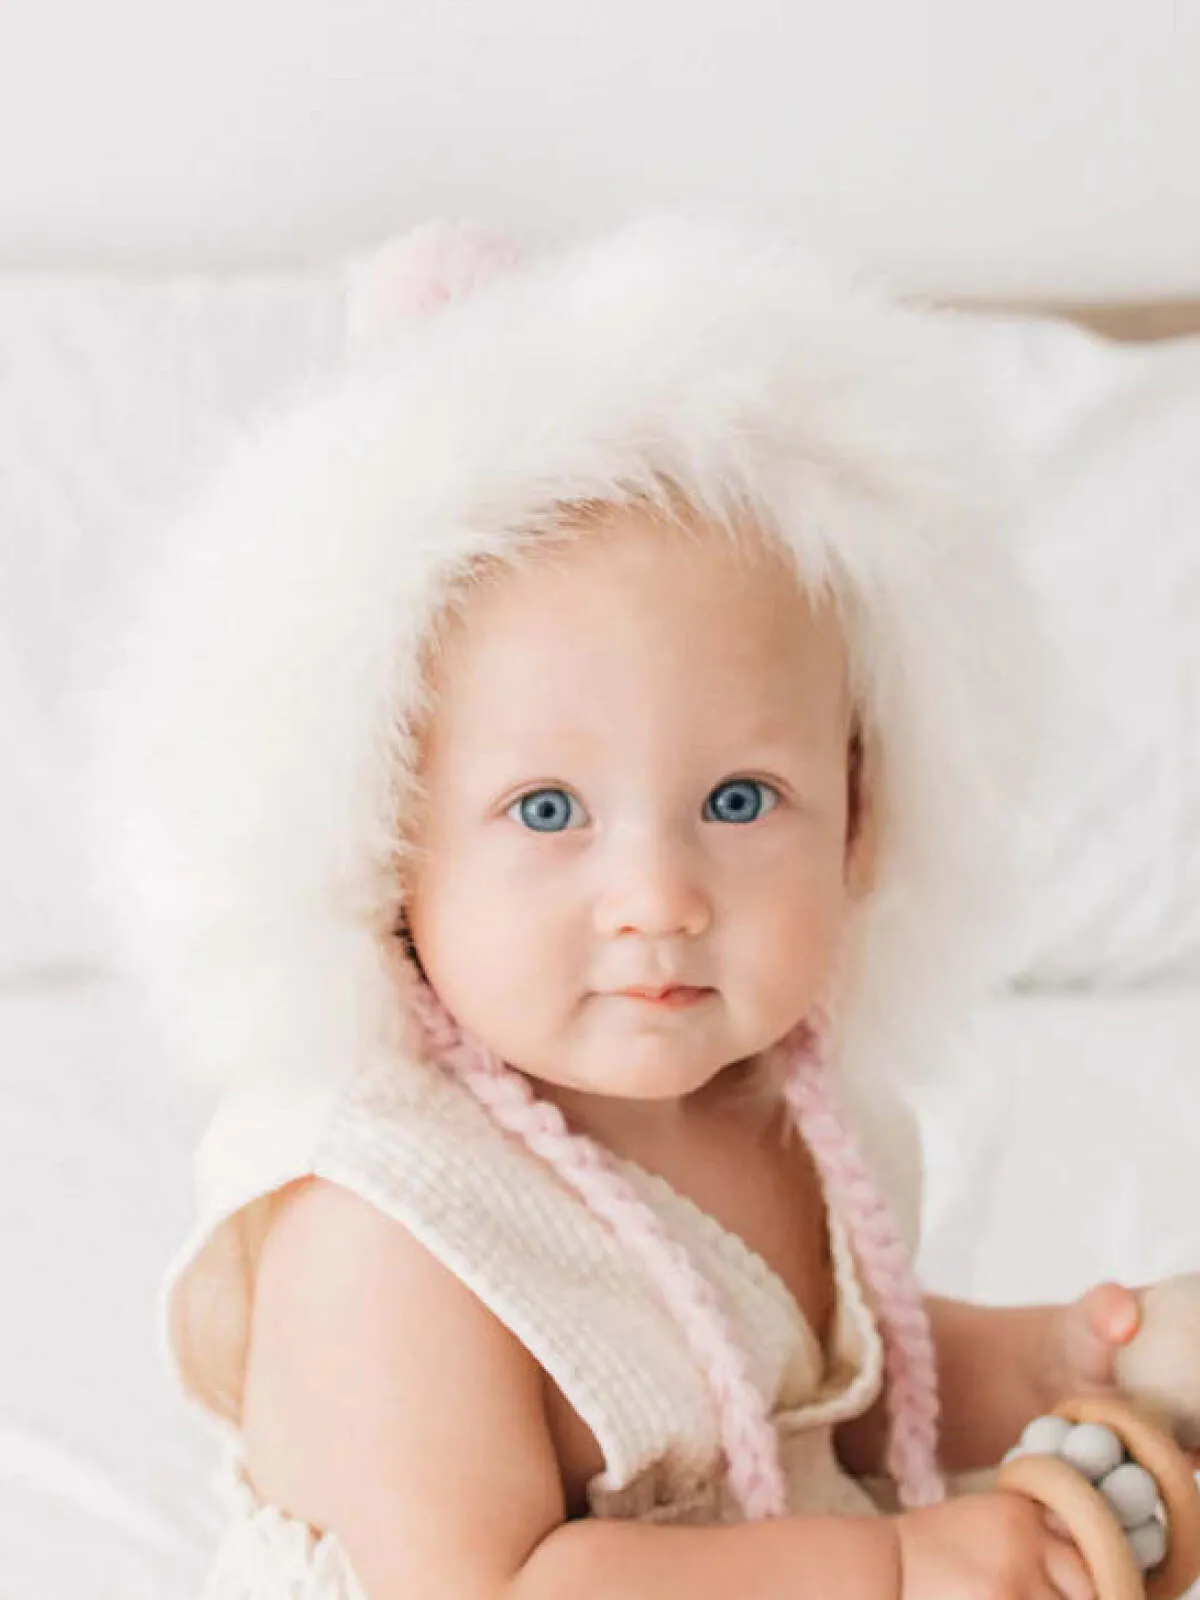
[406,507,869,1103]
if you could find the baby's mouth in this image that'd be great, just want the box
[612,985,713,1009]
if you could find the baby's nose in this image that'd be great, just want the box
[591,835,711,940]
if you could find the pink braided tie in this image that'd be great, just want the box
[781,1009,945,1509]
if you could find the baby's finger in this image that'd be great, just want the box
[1042,1508,1072,1541]
[1043,1537,1096,1600]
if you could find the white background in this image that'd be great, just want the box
[0,0,1197,296]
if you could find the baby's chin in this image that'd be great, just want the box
[562,1059,725,1102]
[528,1017,757,1103]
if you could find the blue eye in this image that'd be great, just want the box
[703,778,779,824]
[508,788,586,833]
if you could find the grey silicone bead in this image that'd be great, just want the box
[1061,1422,1127,1483]
[1098,1462,1162,1529]
[1126,1517,1168,1573]
[1019,1415,1075,1456]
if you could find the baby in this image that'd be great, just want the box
[83,214,1184,1599]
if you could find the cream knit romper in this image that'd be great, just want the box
[164,1045,923,1598]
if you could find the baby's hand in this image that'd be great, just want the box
[895,1491,1095,1600]
[1049,1281,1142,1395]
[1050,1281,1200,1469]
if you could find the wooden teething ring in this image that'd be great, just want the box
[1056,1398,1200,1600]
[996,1395,1200,1600]
[998,1451,1143,1600]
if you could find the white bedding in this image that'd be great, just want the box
[1,976,220,1598]
[2,974,1197,1598]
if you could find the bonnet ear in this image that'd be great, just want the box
[341,217,525,351]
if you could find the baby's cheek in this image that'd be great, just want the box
[462,896,578,1038]
[754,879,844,999]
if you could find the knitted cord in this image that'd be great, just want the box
[780,1009,946,1509]
[407,979,788,1519]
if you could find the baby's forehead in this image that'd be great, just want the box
[442,506,831,649]
[418,511,851,754]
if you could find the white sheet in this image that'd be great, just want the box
[915,987,1200,1301]
[0,975,219,1598]
[2,975,1198,1596]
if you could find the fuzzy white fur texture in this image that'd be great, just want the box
[76,210,1054,1124]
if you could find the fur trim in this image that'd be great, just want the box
[77,211,1051,1108]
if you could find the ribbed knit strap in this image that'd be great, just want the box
[780,1013,946,1510]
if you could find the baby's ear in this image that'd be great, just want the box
[844,722,880,901]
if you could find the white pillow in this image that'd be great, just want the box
[951,313,1200,985]
[0,266,345,977]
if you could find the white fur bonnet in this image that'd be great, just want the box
[79,211,1047,1112]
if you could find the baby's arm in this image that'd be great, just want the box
[836,1298,1055,1479]
[926,1296,1077,1472]
[242,1177,902,1600]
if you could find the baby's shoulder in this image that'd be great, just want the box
[242,1174,560,1537]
